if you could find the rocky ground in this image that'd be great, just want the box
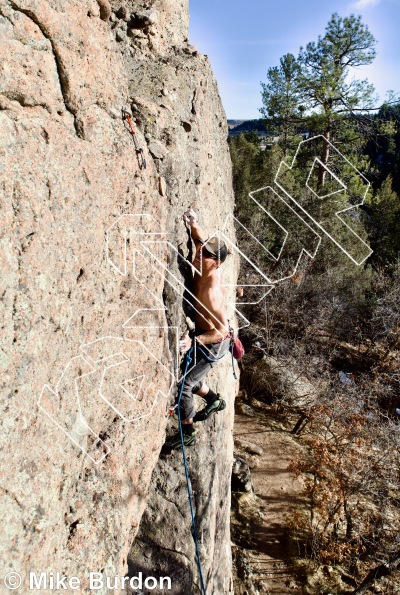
[231,390,309,595]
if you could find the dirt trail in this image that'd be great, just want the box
[233,400,308,594]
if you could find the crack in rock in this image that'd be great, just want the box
[8,0,83,137]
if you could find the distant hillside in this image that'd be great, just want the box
[227,119,246,129]
[228,118,268,136]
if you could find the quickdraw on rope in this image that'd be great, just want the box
[121,107,147,170]
[230,340,237,380]
[177,347,207,595]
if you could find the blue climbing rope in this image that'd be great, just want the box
[177,347,207,595]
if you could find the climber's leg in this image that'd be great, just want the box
[164,349,213,449]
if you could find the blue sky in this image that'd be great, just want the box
[189,0,400,119]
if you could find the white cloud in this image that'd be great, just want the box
[352,0,382,9]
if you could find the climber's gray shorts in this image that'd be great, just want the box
[178,338,230,420]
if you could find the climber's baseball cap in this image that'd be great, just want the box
[202,236,228,263]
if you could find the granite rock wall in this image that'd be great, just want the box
[0,0,236,592]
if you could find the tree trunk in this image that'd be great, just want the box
[318,127,331,189]
[344,498,353,540]
[352,554,400,594]
[291,413,309,435]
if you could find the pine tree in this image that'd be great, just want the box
[261,13,378,185]
[260,53,303,154]
[298,13,377,183]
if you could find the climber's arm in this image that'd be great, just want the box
[196,296,229,345]
[183,208,207,246]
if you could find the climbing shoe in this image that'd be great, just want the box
[193,398,226,422]
[164,430,196,450]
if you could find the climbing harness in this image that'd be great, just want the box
[121,107,147,170]
[194,330,244,380]
[177,347,207,595]
[196,341,228,363]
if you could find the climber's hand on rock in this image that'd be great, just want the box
[179,335,192,353]
[183,208,198,226]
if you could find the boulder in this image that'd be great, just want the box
[232,455,253,493]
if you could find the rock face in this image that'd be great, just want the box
[0,0,236,593]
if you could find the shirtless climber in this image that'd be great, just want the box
[165,208,231,448]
